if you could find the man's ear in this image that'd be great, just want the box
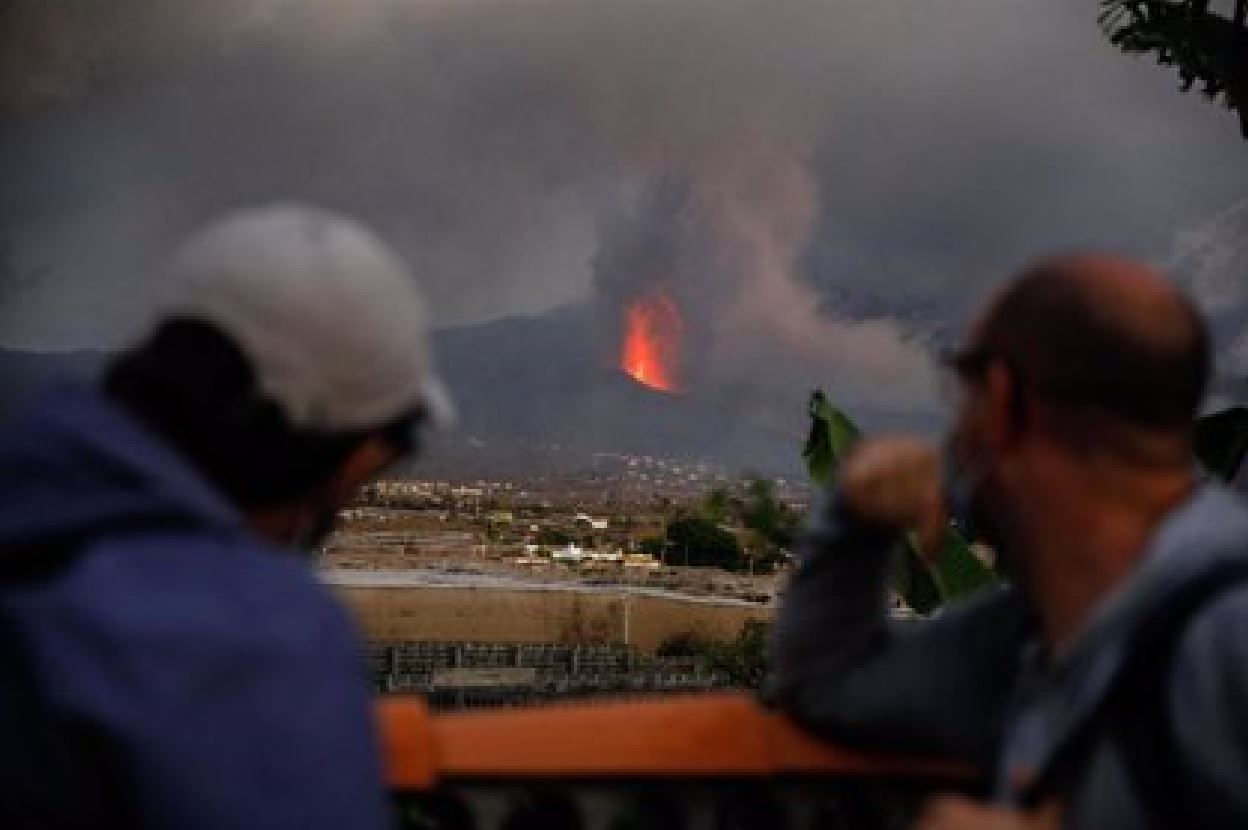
[982,361,1023,451]
[325,435,399,507]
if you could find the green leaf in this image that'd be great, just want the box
[802,388,998,612]
[925,528,998,601]
[802,390,861,486]
[1195,407,1248,482]
[890,541,943,615]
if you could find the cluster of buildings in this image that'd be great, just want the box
[514,543,662,570]
[337,456,808,591]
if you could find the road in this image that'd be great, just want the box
[319,567,769,607]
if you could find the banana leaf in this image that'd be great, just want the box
[802,390,860,484]
[890,537,944,615]
[926,528,998,599]
[803,390,998,611]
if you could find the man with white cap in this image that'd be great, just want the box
[0,204,450,828]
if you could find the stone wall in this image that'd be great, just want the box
[332,585,771,653]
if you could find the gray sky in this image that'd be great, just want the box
[2,0,1246,419]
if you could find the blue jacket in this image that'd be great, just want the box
[0,387,392,829]
[769,485,1248,828]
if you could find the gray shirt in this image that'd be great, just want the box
[767,484,1248,828]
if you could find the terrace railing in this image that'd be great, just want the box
[378,691,974,830]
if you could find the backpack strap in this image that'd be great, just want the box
[1020,560,1248,826]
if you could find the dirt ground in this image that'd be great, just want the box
[323,533,782,605]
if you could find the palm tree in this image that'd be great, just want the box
[1100,0,1248,137]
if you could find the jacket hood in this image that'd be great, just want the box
[1071,483,1248,664]
[1025,483,1248,772]
[0,385,242,551]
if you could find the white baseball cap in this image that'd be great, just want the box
[158,203,454,433]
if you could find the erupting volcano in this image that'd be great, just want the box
[620,289,683,392]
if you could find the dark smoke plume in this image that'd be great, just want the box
[4,0,1248,430]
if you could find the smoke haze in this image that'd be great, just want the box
[3,0,1248,440]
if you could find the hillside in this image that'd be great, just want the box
[0,306,802,473]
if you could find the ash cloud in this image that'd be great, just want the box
[1169,197,1248,398]
[3,0,1248,434]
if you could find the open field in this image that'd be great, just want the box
[323,530,781,605]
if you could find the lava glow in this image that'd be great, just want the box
[621,290,683,393]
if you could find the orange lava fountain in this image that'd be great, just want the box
[621,290,683,393]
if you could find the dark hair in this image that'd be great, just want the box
[964,261,1209,432]
[104,319,416,509]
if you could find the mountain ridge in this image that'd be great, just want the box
[0,305,803,474]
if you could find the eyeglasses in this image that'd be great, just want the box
[937,345,1003,408]
[941,346,996,384]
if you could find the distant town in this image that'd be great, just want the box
[323,450,811,606]
[317,451,811,706]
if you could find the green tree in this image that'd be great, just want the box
[741,477,799,551]
[638,536,666,558]
[1101,0,1248,138]
[535,527,572,547]
[700,486,733,524]
[664,515,743,571]
[710,619,770,688]
[656,620,771,688]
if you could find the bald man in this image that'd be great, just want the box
[768,255,1248,829]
